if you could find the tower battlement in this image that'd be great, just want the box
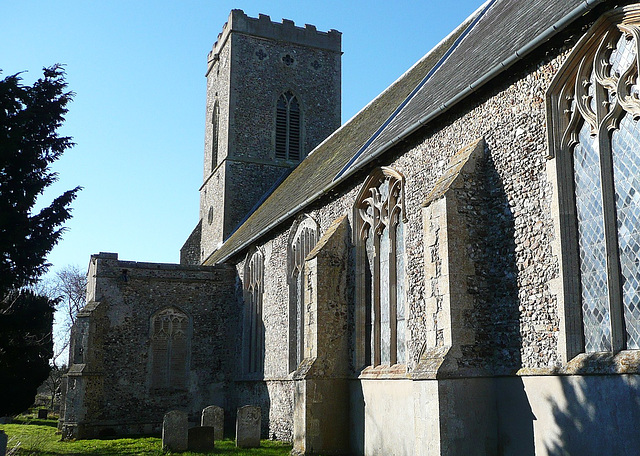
[208,9,341,68]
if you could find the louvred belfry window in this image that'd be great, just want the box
[275,91,302,161]
[150,307,190,389]
[211,101,220,171]
[548,6,640,355]
[354,167,407,368]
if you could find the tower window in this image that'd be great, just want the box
[211,101,220,171]
[276,91,301,161]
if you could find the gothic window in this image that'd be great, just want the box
[211,100,220,171]
[354,167,407,368]
[287,215,319,371]
[275,90,302,161]
[244,248,264,374]
[150,307,190,389]
[548,6,640,355]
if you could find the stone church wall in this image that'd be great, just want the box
[228,19,640,452]
[63,253,239,438]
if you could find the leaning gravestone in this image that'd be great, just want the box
[235,405,261,448]
[162,410,188,452]
[201,405,224,440]
[38,409,48,419]
[188,426,215,451]
[0,430,7,456]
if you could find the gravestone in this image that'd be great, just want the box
[0,430,7,456]
[162,410,188,452]
[188,426,215,451]
[236,405,261,448]
[38,409,48,419]
[201,405,224,440]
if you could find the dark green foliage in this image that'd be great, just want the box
[0,65,79,295]
[0,65,79,416]
[0,290,55,416]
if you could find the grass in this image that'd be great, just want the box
[0,422,292,456]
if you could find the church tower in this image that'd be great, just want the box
[189,10,342,264]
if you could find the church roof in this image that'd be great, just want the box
[205,0,606,265]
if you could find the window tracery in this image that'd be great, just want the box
[354,167,407,368]
[548,6,640,354]
[287,215,319,371]
[244,248,264,374]
[150,307,190,389]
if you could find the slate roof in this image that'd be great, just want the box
[206,0,605,265]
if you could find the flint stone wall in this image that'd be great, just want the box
[62,253,239,438]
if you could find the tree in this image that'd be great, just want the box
[49,264,87,364]
[0,65,80,416]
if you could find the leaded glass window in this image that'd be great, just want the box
[548,9,640,354]
[354,167,407,367]
[287,216,319,371]
[150,307,190,389]
[275,91,302,161]
[244,248,264,374]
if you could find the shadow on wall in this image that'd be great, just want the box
[472,146,534,455]
[545,358,640,455]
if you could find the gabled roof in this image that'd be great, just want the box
[206,0,605,265]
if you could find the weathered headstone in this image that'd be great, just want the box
[235,405,261,448]
[162,410,188,452]
[188,426,215,451]
[0,430,7,456]
[201,405,224,440]
[38,409,48,419]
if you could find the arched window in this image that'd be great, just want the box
[150,307,190,389]
[354,167,407,367]
[275,90,302,161]
[287,215,319,371]
[211,100,220,171]
[548,6,640,355]
[244,248,264,374]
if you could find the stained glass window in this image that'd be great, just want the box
[244,249,264,374]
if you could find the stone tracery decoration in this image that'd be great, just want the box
[150,307,190,389]
[287,215,319,371]
[354,167,408,368]
[548,5,640,355]
[244,248,265,374]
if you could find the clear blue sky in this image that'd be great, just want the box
[1,0,483,275]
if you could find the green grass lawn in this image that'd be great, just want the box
[0,421,292,455]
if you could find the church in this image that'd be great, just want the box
[61,0,640,454]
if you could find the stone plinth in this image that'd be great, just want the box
[236,406,261,448]
[162,410,188,452]
[201,405,224,440]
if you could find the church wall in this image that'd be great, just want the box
[227,18,640,452]
[64,254,239,438]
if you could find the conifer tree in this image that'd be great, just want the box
[0,65,80,416]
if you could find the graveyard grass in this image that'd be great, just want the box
[0,420,292,455]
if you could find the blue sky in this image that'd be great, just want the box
[1,0,483,275]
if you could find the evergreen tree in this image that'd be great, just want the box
[0,65,80,416]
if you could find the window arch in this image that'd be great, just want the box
[275,90,302,161]
[287,215,319,371]
[354,167,407,368]
[244,248,264,374]
[149,307,190,390]
[548,5,640,355]
[211,100,220,171]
